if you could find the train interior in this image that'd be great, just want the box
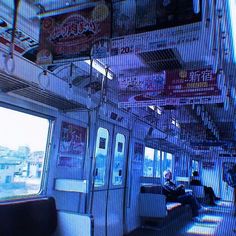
[0,0,236,235]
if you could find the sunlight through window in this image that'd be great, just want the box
[0,107,51,199]
[186,223,218,235]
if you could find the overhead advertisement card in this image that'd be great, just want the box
[112,0,201,37]
[112,0,136,37]
[37,1,111,63]
[118,68,223,108]
[0,17,38,54]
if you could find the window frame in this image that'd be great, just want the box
[0,104,54,201]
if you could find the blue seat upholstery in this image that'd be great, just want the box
[0,197,57,236]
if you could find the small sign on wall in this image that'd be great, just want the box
[202,161,215,169]
[99,137,106,149]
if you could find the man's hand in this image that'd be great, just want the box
[177,184,185,189]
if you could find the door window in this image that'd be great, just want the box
[112,133,125,185]
[94,127,109,187]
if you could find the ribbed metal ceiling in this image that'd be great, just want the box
[0,72,85,111]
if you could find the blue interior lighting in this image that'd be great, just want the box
[228,0,236,62]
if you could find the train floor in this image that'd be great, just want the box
[126,201,236,236]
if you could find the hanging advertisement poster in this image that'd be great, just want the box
[132,142,144,170]
[112,0,201,38]
[38,1,111,62]
[112,0,135,37]
[0,17,38,55]
[154,0,202,31]
[58,121,87,168]
[118,68,223,108]
[135,0,157,30]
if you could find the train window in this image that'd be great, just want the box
[143,147,155,177]
[192,160,199,173]
[0,107,51,200]
[94,127,109,187]
[112,133,125,185]
[155,150,161,177]
[162,152,173,172]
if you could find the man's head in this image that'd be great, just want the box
[193,171,199,177]
[163,169,172,180]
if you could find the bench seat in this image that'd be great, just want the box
[0,196,94,236]
[139,185,192,228]
[0,197,57,236]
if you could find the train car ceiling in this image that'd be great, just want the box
[0,0,236,155]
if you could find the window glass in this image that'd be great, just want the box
[162,152,173,172]
[94,127,109,187]
[143,147,155,177]
[166,152,173,170]
[192,160,199,173]
[0,107,50,200]
[112,133,125,185]
[155,150,161,177]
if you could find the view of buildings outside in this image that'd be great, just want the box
[143,147,155,177]
[0,146,44,198]
[143,147,173,178]
[0,107,50,199]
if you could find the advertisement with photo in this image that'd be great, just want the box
[112,0,136,37]
[38,1,111,61]
[118,68,223,107]
[58,121,87,167]
[136,0,157,29]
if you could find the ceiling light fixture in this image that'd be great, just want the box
[193,0,200,14]
[84,59,113,80]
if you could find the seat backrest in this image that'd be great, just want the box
[140,184,163,194]
[139,193,167,218]
[0,197,57,236]
[190,185,205,198]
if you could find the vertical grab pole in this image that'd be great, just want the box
[10,0,20,58]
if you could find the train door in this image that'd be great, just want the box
[91,121,129,236]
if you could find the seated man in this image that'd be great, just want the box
[190,171,220,206]
[162,169,201,217]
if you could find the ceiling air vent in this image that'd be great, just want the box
[138,48,182,72]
